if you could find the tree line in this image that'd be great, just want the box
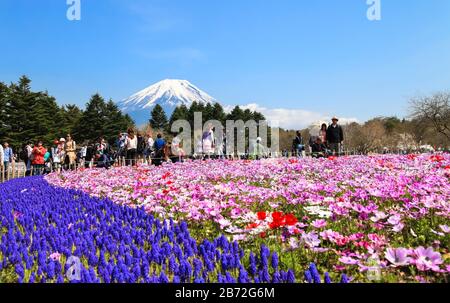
[277,92,450,153]
[149,102,266,133]
[0,76,134,149]
[2,76,448,154]
[0,76,267,151]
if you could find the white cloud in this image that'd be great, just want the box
[224,103,359,130]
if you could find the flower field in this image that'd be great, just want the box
[1,154,449,283]
[0,177,346,283]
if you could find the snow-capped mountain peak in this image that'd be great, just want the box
[119,79,217,113]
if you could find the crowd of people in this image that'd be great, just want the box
[291,116,345,158]
[0,135,80,177]
[0,117,346,177]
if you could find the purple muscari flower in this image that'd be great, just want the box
[194,277,205,283]
[309,263,321,283]
[159,272,169,283]
[225,272,236,283]
[15,263,25,280]
[272,271,281,283]
[238,267,249,283]
[304,270,313,283]
[249,252,257,276]
[47,261,56,279]
[217,273,225,283]
[169,255,178,273]
[385,248,410,267]
[259,269,271,283]
[172,275,181,283]
[287,270,296,283]
[221,254,229,271]
[57,274,65,283]
[28,272,36,283]
[280,270,287,282]
[193,258,203,277]
[324,272,332,283]
[271,252,279,270]
[340,274,349,283]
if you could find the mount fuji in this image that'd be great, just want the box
[118,79,217,126]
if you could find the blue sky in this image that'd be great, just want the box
[1,0,450,127]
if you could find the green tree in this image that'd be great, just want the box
[5,76,41,147]
[150,104,168,130]
[61,104,83,136]
[168,105,189,133]
[226,106,245,121]
[103,100,134,144]
[0,82,8,140]
[211,103,226,124]
[75,93,108,142]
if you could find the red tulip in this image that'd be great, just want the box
[257,211,267,221]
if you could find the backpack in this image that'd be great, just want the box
[137,137,145,154]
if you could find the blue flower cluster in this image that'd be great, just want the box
[304,263,349,283]
[0,177,349,283]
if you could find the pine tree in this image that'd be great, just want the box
[204,103,214,122]
[61,104,83,136]
[227,106,245,122]
[211,103,226,124]
[150,104,168,131]
[103,100,134,144]
[5,76,40,148]
[168,105,189,133]
[75,93,108,143]
[0,82,8,140]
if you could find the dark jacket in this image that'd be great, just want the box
[311,143,327,153]
[326,125,344,144]
[293,136,304,147]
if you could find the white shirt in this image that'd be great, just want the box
[26,145,33,158]
[0,145,4,164]
[126,136,137,150]
[147,137,154,149]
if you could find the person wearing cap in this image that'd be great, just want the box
[326,117,344,156]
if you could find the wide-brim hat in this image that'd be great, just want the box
[59,138,66,142]
[331,116,339,121]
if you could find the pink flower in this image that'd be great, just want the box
[439,225,450,233]
[392,223,405,232]
[339,256,360,265]
[412,247,443,272]
[13,211,23,219]
[302,231,321,248]
[385,248,410,267]
[387,214,401,225]
[49,252,61,262]
[288,237,299,250]
[311,219,327,228]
